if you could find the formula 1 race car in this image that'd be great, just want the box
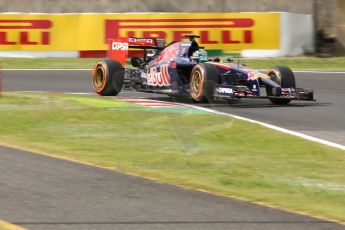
[92,35,314,104]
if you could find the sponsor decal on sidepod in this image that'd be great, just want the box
[147,65,171,86]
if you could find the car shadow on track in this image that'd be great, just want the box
[146,96,331,109]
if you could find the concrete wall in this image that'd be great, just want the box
[336,0,345,53]
[314,0,337,36]
[0,0,314,13]
[314,0,345,55]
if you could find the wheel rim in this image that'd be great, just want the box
[268,70,281,85]
[93,63,107,92]
[190,67,204,99]
[267,69,290,104]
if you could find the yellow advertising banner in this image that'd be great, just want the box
[0,13,280,53]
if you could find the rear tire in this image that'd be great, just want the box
[92,59,124,96]
[190,63,219,102]
[266,66,295,105]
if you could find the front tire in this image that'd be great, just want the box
[266,66,295,105]
[190,63,219,102]
[92,59,124,96]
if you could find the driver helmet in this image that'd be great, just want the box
[192,49,208,62]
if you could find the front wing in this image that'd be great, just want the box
[214,85,314,101]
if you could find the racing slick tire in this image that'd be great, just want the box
[92,59,124,96]
[266,66,296,105]
[190,63,219,102]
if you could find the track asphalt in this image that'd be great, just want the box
[1,70,345,230]
[0,146,343,230]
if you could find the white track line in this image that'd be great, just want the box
[182,104,345,151]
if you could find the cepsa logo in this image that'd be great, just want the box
[0,20,52,45]
[105,18,255,45]
[111,41,128,51]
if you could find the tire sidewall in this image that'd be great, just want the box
[266,66,295,105]
[190,63,219,102]
[92,59,124,96]
[92,61,109,93]
[190,65,206,101]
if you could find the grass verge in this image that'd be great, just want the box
[0,92,344,223]
[1,57,345,70]
[239,56,345,70]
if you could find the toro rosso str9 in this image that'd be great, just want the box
[92,35,314,104]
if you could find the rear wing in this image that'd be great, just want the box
[108,37,165,65]
[128,37,165,49]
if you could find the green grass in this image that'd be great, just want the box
[1,57,345,70]
[0,92,344,223]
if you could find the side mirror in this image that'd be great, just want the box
[131,57,142,67]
